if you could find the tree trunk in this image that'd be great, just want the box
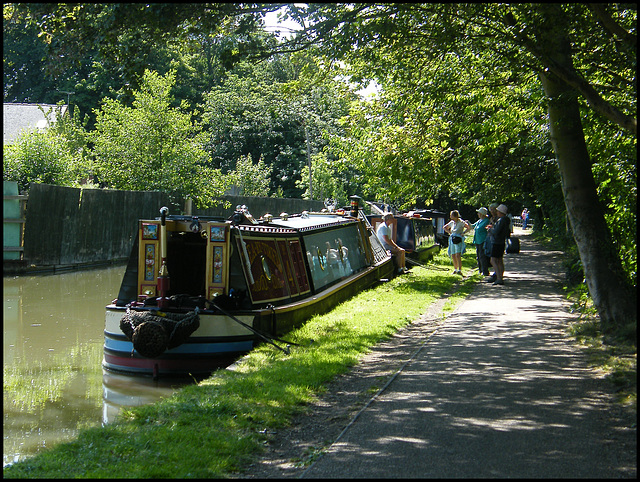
[538,9,636,333]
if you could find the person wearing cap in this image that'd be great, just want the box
[471,207,491,276]
[486,204,511,285]
[483,203,499,282]
[376,212,407,274]
[444,210,471,275]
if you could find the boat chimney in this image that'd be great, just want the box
[349,195,362,218]
[157,206,170,309]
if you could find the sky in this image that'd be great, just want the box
[262,6,303,39]
[262,6,380,99]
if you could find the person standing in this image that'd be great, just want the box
[376,213,407,274]
[483,203,499,282]
[444,210,471,275]
[486,204,511,285]
[471,207,491,276]
[521,208,529,230]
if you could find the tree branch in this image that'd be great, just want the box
[504,10,637,136]
[588,4,637,47]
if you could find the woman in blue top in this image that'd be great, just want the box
[444,210,471,275]
[471,207,491,276]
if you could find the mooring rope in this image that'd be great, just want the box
[405,257,450,271]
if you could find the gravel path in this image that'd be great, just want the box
[237,232,636,479]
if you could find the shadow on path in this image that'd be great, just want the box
[303,232,636,478]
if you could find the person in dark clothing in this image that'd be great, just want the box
[486,204,510,285]
[483,203,499,282]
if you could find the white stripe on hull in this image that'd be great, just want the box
[105,308,255,338]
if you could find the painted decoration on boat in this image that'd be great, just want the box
[209,225,226,241]
[241,237,289,303]
[213,247,223,283]
[142,223,158,240]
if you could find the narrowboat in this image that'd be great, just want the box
[103,201,393,378]
[367,210,444,264]
[410,209,449,247]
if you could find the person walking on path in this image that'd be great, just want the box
[300,231,636,479]
[486,203,510,285]
[444,210,471,275]
[376,212,407,274]
[471,207,491,276]
[521,208,529,229]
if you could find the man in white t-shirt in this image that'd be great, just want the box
[376,213,407,274]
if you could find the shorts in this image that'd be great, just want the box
[490,243,505,258]
[448,237,466,256]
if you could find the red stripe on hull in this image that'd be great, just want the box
[103,352,239,377]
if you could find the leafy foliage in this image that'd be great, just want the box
[296,152,349,205]
[3,129,72,192]
[201,53,353,198]
[286,3,636,329]
[91,70,226,208]
[3,101,98,191]
[3,3,636,322]
[226,154,272,197]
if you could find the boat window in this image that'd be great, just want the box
[304,224,368,291]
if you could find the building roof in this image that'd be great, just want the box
[3,103,68,144]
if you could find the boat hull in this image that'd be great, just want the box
[103,309,256,376]
[103,257,392,377]
[407,244,441,263]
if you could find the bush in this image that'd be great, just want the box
[3,129,74,192]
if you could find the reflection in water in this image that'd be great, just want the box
[3,266,196,467]
[102,370,194,424]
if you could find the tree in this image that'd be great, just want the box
[532,4,636,332]
[3,103,95,191]
[296,152,348,205]
[3,129,74,193]
[226,154,272,196]
[91,69,226,208]
[3,4,51,103]
[202,52,353,198]
[292,3,636,332]
[5,3,285,129]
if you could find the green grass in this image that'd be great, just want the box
[567,310,637,407]
[4,252,478,478]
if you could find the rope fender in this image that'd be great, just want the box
[120,307,200,358]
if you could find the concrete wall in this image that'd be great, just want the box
[22,184,324,267]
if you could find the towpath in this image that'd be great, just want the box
[244,229,637,478]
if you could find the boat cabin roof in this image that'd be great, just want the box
[268,213,354,231]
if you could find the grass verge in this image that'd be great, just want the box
[534,229,637,408]
[565,291,637,407]
[4,252,478,478]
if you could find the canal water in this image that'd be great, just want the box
[3,266,195,467]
